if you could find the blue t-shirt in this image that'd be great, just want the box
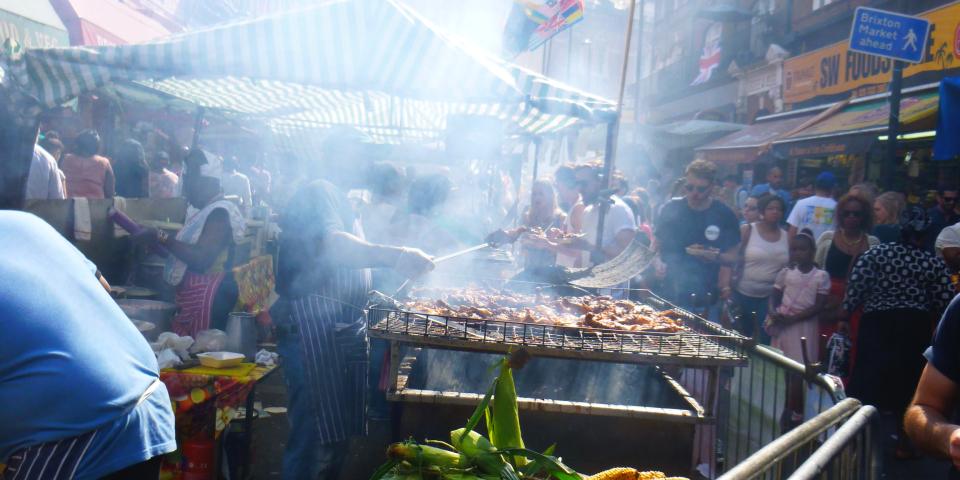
[0,212,175,478]
[751,183,792,205]
[925,294,960,480]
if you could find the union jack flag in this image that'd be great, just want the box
[503,0,585,57]
[691,38,722,86]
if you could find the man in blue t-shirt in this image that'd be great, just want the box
[0,212,176,479]
[751,166,792,207]
[906,295,960,478]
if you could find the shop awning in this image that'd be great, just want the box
[638,119,745,149]
[14,0,614,144]
[695,113,816,164]
[0,1,68,48]
[51,0,175,45]
[773,91,939,158]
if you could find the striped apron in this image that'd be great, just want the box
[285,268,372,444]
[1,379,161,480]
[2,432,97,480]
[172,271,226,336]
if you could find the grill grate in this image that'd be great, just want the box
[368,305,747,367]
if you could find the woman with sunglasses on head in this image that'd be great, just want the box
[741,195,762,225]
[814,194,879,378]
[844,206,953,459]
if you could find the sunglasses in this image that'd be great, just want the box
[684,184,710,193]
[944,196,958,202]
[842,210,864,218]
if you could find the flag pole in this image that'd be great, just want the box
[594,0,638,263]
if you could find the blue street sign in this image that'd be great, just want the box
[849,7,930,64]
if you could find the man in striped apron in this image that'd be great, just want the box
[0,212,176,479]
[275,174,433,479]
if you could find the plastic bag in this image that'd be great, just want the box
[255,349,279,367]
[152,332,194,361]
[190,329,227,354]
[157,348,182,369]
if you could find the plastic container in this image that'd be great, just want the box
[181,438,214,477]
[196,352,245,369]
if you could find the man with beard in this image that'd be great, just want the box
[272,129,434,479]
[751,165,791,207]
[573,162,638,266]
[655,160,740,318]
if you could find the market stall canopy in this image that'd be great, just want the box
[11,0,615,143]
[50,0,175,45]
[0,1,68,48]
[772,91,939,158]
[696,113,816,165]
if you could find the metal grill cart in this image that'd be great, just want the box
[368,290,748,475]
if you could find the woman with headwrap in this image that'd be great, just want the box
[844,206,954,458]
[137,150,246,336]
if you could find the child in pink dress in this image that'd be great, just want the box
[767,229,830,430]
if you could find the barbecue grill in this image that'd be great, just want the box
[368,287,748,474]
[368,289,747,368]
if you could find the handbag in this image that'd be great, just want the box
[731,223,753,288]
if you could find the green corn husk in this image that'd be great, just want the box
[387,441,463,468]
[488,351,529,467]
[450,429,518,480]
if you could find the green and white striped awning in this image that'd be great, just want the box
[11,0,614,143]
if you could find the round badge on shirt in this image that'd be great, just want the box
[705,225,720,242]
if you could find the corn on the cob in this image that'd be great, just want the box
[637,472,667,480]
[450,428,517,479]
[586,467,641,480]
[386,441,463,468]
[490,354,526,466]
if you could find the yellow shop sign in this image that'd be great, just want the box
[784,1,960,107]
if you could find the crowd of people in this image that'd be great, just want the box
[489,157,960,459]
[25,129,274,207]
[16,124,960,476]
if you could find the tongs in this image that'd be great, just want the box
[393,243,492,297]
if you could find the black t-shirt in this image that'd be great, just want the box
[276,179,354,298]
[655,198,739,303]
[114,159,148,198]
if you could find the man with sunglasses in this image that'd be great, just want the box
[655,160,740,318]
[927,187,960,252]
[572,163,637,266]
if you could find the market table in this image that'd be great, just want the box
[160,363,278,479]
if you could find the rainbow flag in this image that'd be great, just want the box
[503,0,585,57]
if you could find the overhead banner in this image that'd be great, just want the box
[784,1,960,108]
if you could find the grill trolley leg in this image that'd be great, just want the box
[388,341,402,396]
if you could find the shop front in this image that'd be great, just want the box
[695,112,817,185]
[772,90,941,192]
[0,1,69,49]
[50,0,174,45]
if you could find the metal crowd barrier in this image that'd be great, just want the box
[718,398,880,480]
[675,302,844,477]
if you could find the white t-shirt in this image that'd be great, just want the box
[787,195,837,241]
[25,145,66,200]
[221,170,253,209]
[582,195,637,266]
